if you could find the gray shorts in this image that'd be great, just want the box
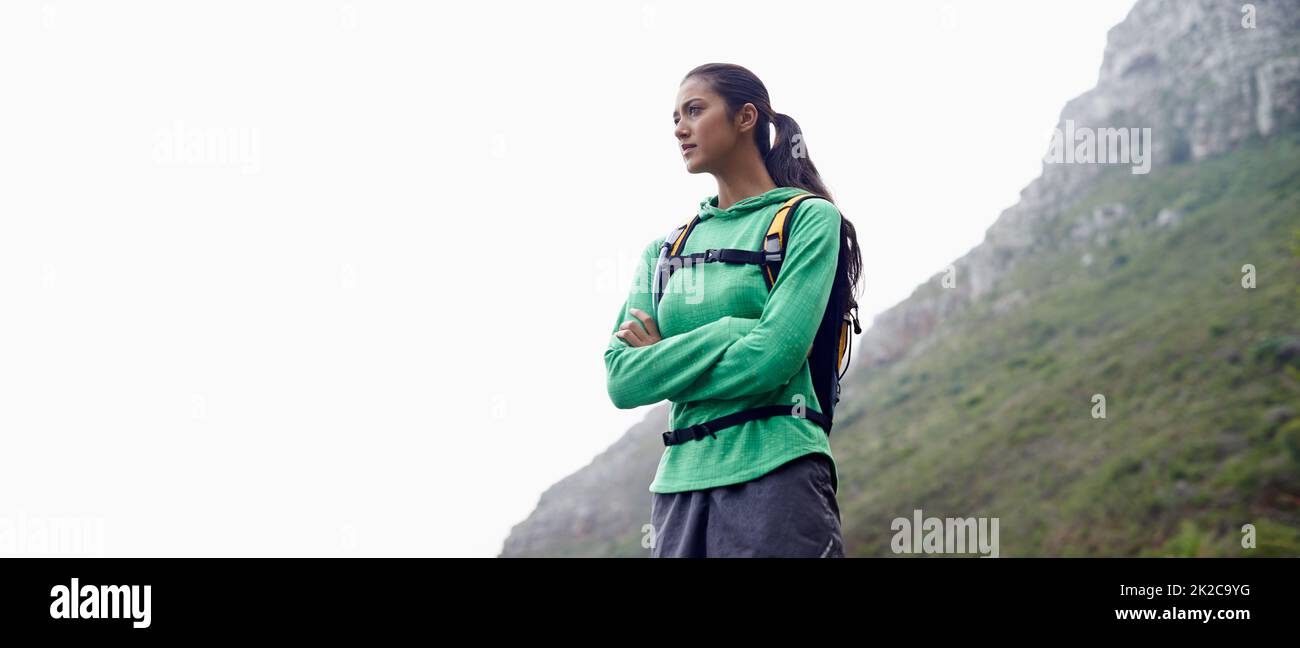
[649,452,845,558]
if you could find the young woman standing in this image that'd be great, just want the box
[604,63,862,557]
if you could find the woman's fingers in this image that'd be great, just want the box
[628,308,661,341]
[617,319,648,346]
[613,308,661,347]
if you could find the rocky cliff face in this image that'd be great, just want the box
[499,406,667,557]
[858,0,1300,368]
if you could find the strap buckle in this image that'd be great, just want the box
[662,422,717,446]
[691,422,717,441]
[763,236,783,263]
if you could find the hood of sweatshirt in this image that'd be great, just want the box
[696,186,809,222]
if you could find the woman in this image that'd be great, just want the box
[604,63,862,557]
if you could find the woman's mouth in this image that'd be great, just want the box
[682,144,697,155]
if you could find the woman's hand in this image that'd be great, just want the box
[614,307,662,347]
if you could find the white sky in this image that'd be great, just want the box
[0,0,1136,556]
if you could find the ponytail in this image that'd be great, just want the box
[763,111,834,202]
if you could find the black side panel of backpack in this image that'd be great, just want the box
[806,224,852,436]
[770,194,849,437]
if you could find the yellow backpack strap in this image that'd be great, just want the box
[761,192,819,289]
[653,214,702,311]
[667,214,699,256]
[837,317,849,368]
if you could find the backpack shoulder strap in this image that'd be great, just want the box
[760,192,828,290]
[664,214,699,257]
[652,214,701,310]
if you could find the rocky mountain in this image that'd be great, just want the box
[859,0,1300,367]
[500,407,667,557]
[501,0,1300,557]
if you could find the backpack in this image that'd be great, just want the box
[651,191,862,447]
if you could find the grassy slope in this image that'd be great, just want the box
[831,131,1300,557]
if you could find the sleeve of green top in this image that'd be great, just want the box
[603,239,759,409]
[666,199,842,404]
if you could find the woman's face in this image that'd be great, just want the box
[674,77,744,175]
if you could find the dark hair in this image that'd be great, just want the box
[681,62,863,314]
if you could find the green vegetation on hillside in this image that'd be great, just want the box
[832,132,1300,557]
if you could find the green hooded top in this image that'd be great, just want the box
[604,185,841,494]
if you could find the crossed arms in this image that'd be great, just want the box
[603,200,840,409]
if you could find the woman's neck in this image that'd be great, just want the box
[713,157,777,210]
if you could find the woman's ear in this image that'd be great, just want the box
[734,102,759,134]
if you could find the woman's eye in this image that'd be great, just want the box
[689,106,701,115]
